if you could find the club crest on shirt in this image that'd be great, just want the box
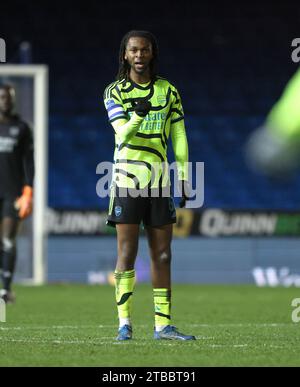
[115,206,122,217]
[9,126,19,136]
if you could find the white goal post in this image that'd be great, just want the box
[0,65,48,284]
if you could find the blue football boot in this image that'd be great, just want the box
[116,324,132,341]
[154,325,196,340]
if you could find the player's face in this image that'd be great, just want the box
[0,88,14,114]
[124,37,153,75]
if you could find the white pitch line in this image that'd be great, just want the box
[0,337,117,345]
[188,323,293,327]
[0,323,294,331]
[2,337,292,349]
[0,337,252,347]
[0,335,295,350]
[209,344,248,348]
[0,325,119,331]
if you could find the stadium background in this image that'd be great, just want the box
[1,0,300,285]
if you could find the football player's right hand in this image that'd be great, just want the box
[134,100,151,117]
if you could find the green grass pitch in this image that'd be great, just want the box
[0,284,300,366]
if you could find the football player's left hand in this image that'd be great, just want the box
[15,185,33,219]
[178,180,190,208]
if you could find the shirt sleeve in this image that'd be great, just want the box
[103,82,145,144]
[170,86,188,180]
[171,118,189,181]
[111,113,144,144]
[103,83,127,123]
[170,87,184,125]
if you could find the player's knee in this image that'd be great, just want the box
[157,249,171,264]
[2,237,16,253]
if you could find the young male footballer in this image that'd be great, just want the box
[103,31,195,341]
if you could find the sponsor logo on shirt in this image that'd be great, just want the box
[0,136,17,152]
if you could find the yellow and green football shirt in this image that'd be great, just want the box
[103,76,188,189]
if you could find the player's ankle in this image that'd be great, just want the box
[119,318,132,328]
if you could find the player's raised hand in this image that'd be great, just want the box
[134,99,151,117]
[15,185,33,219]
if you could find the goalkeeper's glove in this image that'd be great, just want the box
[134,100,151,117]
[15,185,33,219]
[178,180,190,208]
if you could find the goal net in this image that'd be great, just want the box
[0,65,48,284]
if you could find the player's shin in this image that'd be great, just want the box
[114,269,135,327]
[153,288,171,331]
[1,237,16,291]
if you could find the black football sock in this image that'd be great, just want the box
[2,241,16,291]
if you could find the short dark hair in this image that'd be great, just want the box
[117,30,159,81]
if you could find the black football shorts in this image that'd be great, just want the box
[0,197,19,220]
[107,186,177,227]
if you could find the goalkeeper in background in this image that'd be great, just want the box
[0,84,34,303]
[246,67,300,176]
[103,31,195,341]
